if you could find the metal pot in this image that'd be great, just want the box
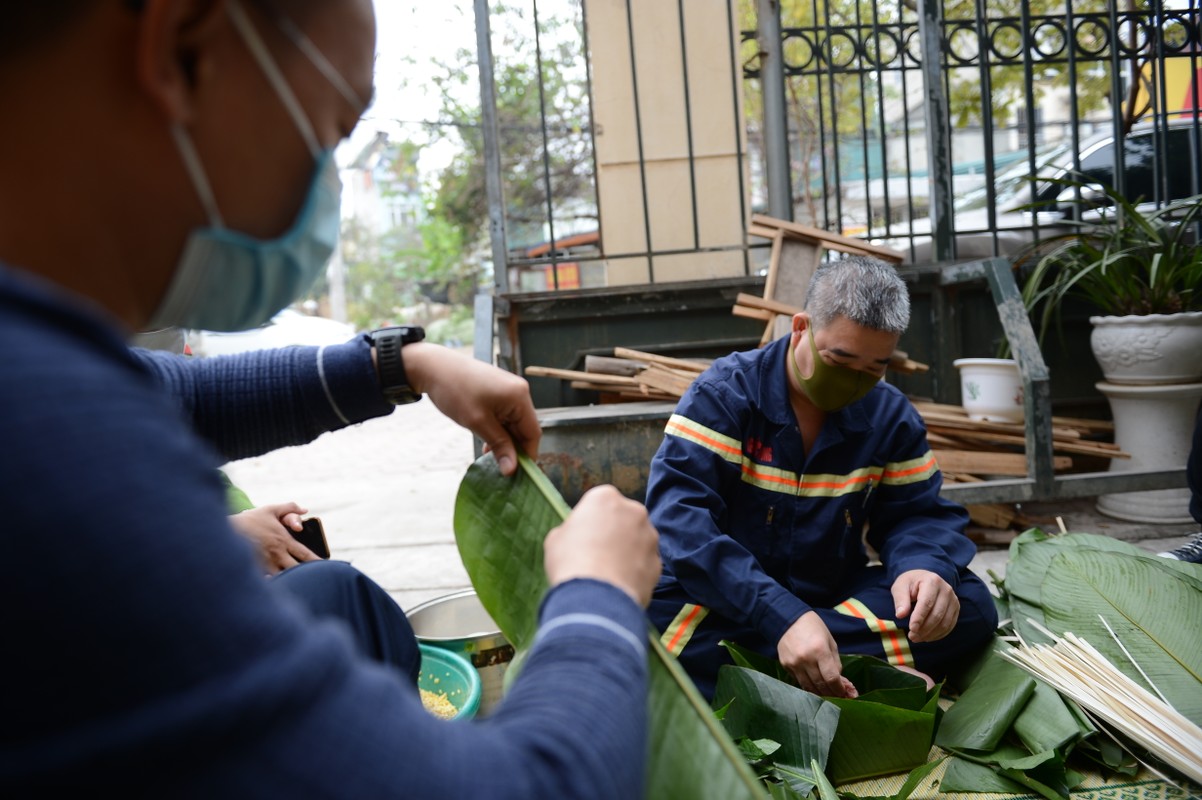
[406,589,514,715]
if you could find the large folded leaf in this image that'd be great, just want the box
[935,647,1035,752]
[941,753,1030,795]
[721,642,939,784]
[714,666,840,795]
[1037,548,1202,725]
[941,745,1079,800]
[454,454,766,799]
[1012,680,1093,754]
[824,658,940,784]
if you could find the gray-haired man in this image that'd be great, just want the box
[647,256,998,699]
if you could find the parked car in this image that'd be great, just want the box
[190,308,357,357]
[879,120,1202,262]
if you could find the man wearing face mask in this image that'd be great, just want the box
[646,257,998,699]
[0,1,662,796]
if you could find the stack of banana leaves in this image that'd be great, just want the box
[939,528,1202,795]
[453,455,1202,799]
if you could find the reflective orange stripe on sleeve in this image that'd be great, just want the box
[881,451,939,486]
[835,598,913,667]
[659,603,709,656]
[664,415,742,464]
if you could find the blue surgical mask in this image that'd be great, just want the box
[149,1,350,333]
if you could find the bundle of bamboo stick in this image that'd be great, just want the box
[524,347,710,403]
[1002,624,1202,785]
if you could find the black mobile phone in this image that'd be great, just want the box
[291,517,331,559]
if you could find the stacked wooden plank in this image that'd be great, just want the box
[525,347,710,402]
[913,401,1127,531]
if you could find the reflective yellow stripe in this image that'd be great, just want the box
[835,598,913,667]
[667,415,929,497]
[881,450,939,486]
[665,415,742,464]
[659,603,709,656]
[741,463,882,498]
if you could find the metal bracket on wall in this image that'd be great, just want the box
[936,257,1187,505]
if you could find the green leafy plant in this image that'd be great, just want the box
[1017,177,1202,344]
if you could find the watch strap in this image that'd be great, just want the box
[371,326,425,405]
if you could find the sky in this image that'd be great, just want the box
[336,2,479,178]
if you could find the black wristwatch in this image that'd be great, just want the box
[370,326,426,405]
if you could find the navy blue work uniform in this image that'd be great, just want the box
[646,335,998,697]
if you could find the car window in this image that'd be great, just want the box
[954,139,1075,213]
[1165,126,1200,201]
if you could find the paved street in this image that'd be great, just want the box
[224,398,1199,615]
[223,398,478,613]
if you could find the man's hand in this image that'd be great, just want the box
[229,502,320,575]
[777,612,858,698]
[543,486,661,607]
[400,343,541,477]
[891,569,959,643]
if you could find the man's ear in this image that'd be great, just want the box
[791,312,809,334]
[133,0,230,124]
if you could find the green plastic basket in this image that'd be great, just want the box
[418,643,481,720]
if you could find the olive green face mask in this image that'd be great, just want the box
[790,326,881,412]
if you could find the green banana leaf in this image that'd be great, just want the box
[1012,680,1093,754]
[844,757,946,800]
[453,454,767,800]
[721,642,940,784]
[1003,530,1202,645]
[935,647,1035,752]
[1037,548,1202,725]
[941,751,1030,795]
[824,658,941,784]
[713,666,841,795]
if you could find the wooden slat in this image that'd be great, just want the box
[912,400,1115,434]
[526,366,639,385]
[933,449,1073,476]
[927,426,1129,458]
[612,347,710,373]
[967,503,1018,529]
[888,355,930,374]
[584,355,645,377]
[747,224,781,240]
[570,380,643,394]
[733,305,773,322]
[919,411,1082,441]
[736,292,802,316]
[637,364,695,397]
[751,213,905,263]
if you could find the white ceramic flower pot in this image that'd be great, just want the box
[1089,311,1202,384]
[953,358,1023,423]
[1095,380,1202,524]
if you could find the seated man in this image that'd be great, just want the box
[646,256,998,699]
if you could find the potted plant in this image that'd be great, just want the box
[1019,177,1202,385]
[1018,177,1202,523]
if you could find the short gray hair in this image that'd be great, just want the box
[803,256,910,334]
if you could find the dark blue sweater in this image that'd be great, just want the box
[0,265,648,797]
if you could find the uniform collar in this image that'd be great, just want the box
[757,333,877,437]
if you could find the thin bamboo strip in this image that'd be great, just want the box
[1002,627,1202,784]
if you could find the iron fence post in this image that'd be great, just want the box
[757,0,792,221]
[917,0,954,262]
